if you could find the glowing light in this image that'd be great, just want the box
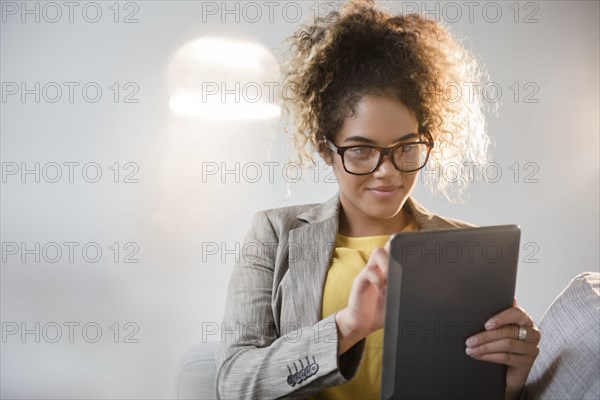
[167,36,281,120]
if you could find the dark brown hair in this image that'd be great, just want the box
[279,0,492,198]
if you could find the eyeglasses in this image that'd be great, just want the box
[326,133,434,175]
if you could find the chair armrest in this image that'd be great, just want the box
[526,272,600,399]
[174,342,220,400]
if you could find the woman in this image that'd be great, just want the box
[215,1,540,399]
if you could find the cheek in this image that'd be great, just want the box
[333,162,367,192]
[402,172,420,188]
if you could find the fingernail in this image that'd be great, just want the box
[485,320,496,330]
[465,336,476,346]
[465,347,474,355]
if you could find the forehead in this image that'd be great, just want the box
[336,95,419,144]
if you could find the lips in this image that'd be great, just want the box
[368,185,399,192]
[367,185,401,198]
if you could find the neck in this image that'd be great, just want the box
[338,200,411,237]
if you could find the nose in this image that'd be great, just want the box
[372,153,399,177]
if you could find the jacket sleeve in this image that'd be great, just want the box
[214,210,365,399]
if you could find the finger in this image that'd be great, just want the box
[513,297,517,307]
[469,351,536,369]
[467,324,541,347]
[365,268,386,296]
[355,264,387,296]
[365,247,389,278]
[466,337,537,357]
[485,306,533,330]
[467,325,518,347]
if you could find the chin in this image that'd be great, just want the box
[341,190,407,220]
[362,193,407,212]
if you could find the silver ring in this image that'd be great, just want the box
[517,325,527,341]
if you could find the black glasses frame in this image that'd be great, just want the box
[325,133,434,175]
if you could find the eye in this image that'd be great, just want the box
[347,147,375,159]
[400,143,415,153]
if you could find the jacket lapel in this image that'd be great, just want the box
[286,194,340,327]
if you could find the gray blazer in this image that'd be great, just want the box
[215,192,475,399]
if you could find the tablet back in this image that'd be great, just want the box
[381,225,520,400]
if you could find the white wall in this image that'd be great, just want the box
[1,1,598,398]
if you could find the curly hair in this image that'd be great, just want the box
[278,0,493,200]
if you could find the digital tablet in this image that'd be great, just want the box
[381,225,520,400]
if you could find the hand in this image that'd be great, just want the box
[335,239,391,354]
[465,298,541,400]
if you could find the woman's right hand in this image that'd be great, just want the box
[335,239,391,355]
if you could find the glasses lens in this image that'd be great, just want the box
[394,143,429,172]
[343,147,380,174]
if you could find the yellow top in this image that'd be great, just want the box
[312,219,418,400]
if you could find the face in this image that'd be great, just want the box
[324,95,421,228]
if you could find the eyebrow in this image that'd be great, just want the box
[342,133,419,145]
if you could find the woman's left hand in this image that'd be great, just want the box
[465,298,541,400]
